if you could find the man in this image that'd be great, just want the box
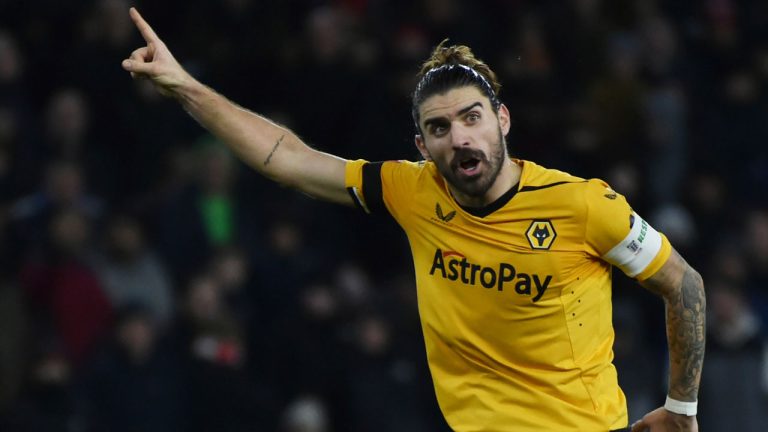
[122,7,704,431]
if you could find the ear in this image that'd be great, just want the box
[414,134,432,160]
[498,103,511,136]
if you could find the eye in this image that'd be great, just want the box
[429,122,450,137]
[466,112,481,123]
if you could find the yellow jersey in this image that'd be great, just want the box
[344,158,671,432]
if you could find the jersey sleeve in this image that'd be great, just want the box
[344,159,420,224]
[584,179,672,280]
[345,159,376,214]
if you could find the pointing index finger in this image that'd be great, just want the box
[129,7,160,44]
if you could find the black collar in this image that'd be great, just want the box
[458,183,519,218]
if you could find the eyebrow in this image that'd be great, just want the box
[423,101,484,130]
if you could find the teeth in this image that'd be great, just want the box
[462,160,478,169]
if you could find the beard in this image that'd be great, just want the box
[431,128,507,198]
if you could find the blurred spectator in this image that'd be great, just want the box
[343,314,435,432]
[545,0,609,102]
[8,160,103,265]
[252,217,323,327]
[686,172,728,256]
[175,274,269,431]
[745,209,768,282]
[334,261,374,312]
[38,88,119,198]
[0,274,27,415]
[744,209,768,326]
[208,245,254,322]
[93,214,174,327]
[43,89,89,162]
[588,33,646,163]
[604,161,642,205]
[76,305,186,432]
[2,349,80,432]
[699,279,768,431]
[281,394,329,432]
[0,31,23,87]
[153,138,260,284]
[273,281,348,430]
[0,30,36,199]
[650,203,697,253]
[20,208,112,366]
[644,82,687,205]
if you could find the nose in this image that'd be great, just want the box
[450,122,471,148]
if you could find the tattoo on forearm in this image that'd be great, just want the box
[667,267,706,401]
[264,134,285,166]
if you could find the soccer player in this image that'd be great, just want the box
[122,7,704,432]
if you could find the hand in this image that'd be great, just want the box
[121,7,193,97]
[631,407,698,431]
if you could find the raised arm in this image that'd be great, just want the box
[121,8,353,205]
[631,248,705,432]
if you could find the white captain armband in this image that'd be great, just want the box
[602,212,663,278]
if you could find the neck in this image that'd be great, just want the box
[450,158,521,208]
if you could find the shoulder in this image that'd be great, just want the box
[516,160,591,206]
[518,160,619,204]
[519,159,587,187]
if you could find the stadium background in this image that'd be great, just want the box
[0,0,767,430]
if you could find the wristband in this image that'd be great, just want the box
[664,396,697,416]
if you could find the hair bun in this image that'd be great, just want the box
[418,39,501,95]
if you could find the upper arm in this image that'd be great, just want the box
[583,179,671,279]
[261,133,354,206]
[286,146,355,206]
[207,105,355,207]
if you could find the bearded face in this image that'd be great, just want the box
[416,86,512,205]
[428,127,507,198]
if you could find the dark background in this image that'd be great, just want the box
[0,0,767,431]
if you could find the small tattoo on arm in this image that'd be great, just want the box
[264,134,285,166]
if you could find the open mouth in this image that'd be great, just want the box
[458,157,481,176]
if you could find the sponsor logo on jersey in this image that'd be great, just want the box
[525,220,557,250]
[434,203,456,223]
[428,249,551,302]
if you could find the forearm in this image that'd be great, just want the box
[123,8,350,204]
[663,265,706,401]
[640,250,706,402]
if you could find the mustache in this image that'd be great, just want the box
[450,148,488,168]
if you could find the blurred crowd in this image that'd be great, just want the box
[0,0,767,431]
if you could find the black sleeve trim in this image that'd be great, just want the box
[346,187,365,212]
[362,162,385,214]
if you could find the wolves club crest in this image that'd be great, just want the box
[526,220,557,250]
